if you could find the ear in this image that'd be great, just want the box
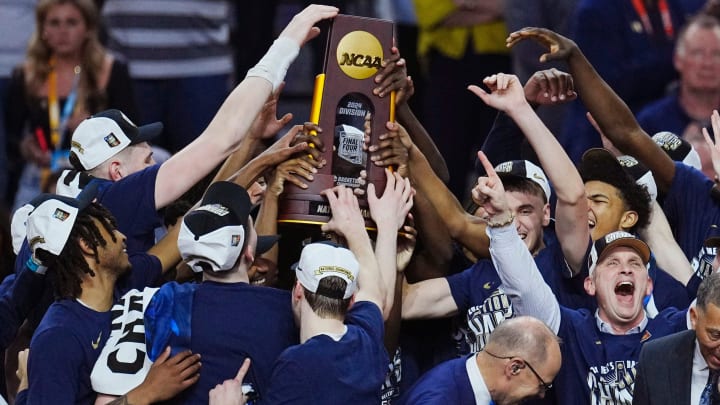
[542,203,551,227]
[690,306,699,329]
[619,210,638,231]
[292,281,304,301]
[108,160,123,181]
[77,237,94,256]
[584,275,596,296]
[505,359,524,378]
[644,275,653,297]
[243,243,255,265]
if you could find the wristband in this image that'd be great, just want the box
[246,37,300,91]
[26,256,48,275]
[486,213,515,228]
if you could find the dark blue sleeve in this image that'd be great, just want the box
[15,389,27,405]
[346,301,385,344]
[98,164,163,254]
[27,328,83,404]
[445,266,475,312]
[663,163,720,258]
[264,352,310,404]
[0,267,45,349]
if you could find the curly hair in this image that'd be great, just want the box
[35,202,118,299]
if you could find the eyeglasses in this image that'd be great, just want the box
[483,349,553,392]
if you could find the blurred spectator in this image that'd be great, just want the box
[414,0,511,200]
[559,0,703,163]
[637,15,720,138]
[505,0,578,140]
[6,0,136,211]
[102,0,233,153]
[0,0,37,208]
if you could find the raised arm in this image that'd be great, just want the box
[405,125,490,259]
[321,187,383,312]
[639,200,694,286]
[367,169,414,319]
[475,151,561,332]
[469,72,589,274]
[506,27,677,192]
[154,5,339,209]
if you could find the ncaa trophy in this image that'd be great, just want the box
[278,14,395,228]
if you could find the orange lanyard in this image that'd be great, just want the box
[47,58,81,150]
[631,0,674,39]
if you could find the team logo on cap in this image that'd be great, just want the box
[532,172,546,182]
[315,265,355,281]
[196,204,230,216]
[71,141,85,154]
[617,155,639,168]
[104,133,121,148]
[495,161,514,173]
[654,132,682,151]
[231,234,242,246]
[604,231,633,244]
[53,208,70,221]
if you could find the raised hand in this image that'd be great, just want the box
[468,73,527,113]
[247,83,294,141]
[396,214,417,272]
[367,169,415,232]
[278,5,339,46]
[321,186,366,238]
[523,68,577,105]
[266,155,322,195]
[702,110,720,181]
[208,358,252,405]
[373,47,412,103]
[369,122,412,176]
[472,151,512,224]
[506,27,579,63]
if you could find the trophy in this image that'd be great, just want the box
[278,14,395,228]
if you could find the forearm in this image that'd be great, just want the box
[374,224,398,319]
[226,154,268,189]
[408,145,487,253]
[640,200,692,285]
[488,224,561,332]
[397,103,449,182]
[255,193,280,263]
[566,46,676,190]
[405,193,454,280]
[346,231,384,308]
[213,137,263,184]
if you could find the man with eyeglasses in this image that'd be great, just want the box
[399,316,561,404]
[474,150,691,404]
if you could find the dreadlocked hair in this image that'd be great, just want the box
[35,202,118,299]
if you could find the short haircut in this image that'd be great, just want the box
[35,203,119,299]
[501,176,548,204]
[676,14,720,56]
[303,276,352,319]
[697,271,720,311]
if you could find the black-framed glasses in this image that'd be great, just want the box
[483,349,554,392]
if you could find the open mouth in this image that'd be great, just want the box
[251,277,266,286]
[614,281,635,296]
[588,219,596,229]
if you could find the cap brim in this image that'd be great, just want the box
[256,235,280,255]
[131,122,163,145]
[601,238,651,264]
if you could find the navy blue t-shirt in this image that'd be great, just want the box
[264,301,388,404]
[21,299,111,405]
[636,91,689,137]
[164,281,297,403]
[664,163,720,271]
[554,307,687,405]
